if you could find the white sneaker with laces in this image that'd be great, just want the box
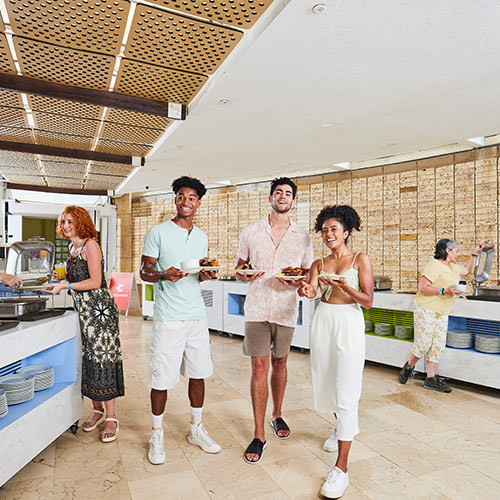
[148,428,166,465]
[188,423,221,454]
[323,428,338,452]
[320,466,349,498]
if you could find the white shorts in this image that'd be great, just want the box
[148,318,213,390]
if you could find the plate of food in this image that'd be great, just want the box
[274,267,306,280]
[319,273,341,281]
[235,264,265,275]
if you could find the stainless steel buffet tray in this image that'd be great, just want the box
[374,275,392,291]
[468,286,500,302]
[0,297,48,318]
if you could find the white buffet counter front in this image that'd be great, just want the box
[0,311,82,486]
[142,281,500,390]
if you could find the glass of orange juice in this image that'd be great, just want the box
[55,263,66,280]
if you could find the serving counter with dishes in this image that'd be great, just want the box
[0,241,82,486]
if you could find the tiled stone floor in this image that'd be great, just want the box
[2,316,500,499]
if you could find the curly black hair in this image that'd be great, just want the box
[171,176,207,199]
[314,205,361,240]
[270,177,297,199]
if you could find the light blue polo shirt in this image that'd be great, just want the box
[142,220,207,322]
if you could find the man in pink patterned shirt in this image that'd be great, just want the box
[236,177,313,464]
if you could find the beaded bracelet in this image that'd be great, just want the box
[439,287,444,295]
[68,282,72,291]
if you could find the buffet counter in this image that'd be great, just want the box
[0,311,82,486]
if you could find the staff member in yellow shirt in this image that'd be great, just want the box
[399,238,486,393]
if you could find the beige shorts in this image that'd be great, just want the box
[243,321,295,358]
[149,318,213,390]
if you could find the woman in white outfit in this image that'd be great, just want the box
[299,205,373,499]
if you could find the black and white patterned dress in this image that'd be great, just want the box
[68,247,125,401]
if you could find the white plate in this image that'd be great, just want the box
[319,274,341,281]
[235,269,266,275]
[199,266,221,271]
[273,274,306,281]
[182,267,202,274]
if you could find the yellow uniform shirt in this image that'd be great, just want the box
[414,259,464,315]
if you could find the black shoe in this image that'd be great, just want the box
[424,376,452,393]
[398,362,414,384]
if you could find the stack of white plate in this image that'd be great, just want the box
[475,334,500,353]
[374,323,392,336]
[364,321,373,332]
[446,329,472,349]
[0,374,35,405]
[17,365,54,391]
[0,389,7,418]
[395,325,413,339]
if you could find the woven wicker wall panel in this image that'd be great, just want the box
[100,121,163,144]
[0,125,34,142]
[35,130,93,150]
[0,91,24,109]
[0,33,16,73]
[28,95,102,119]
[0,150,39,168]
[2,173,45,185]
[89,161,134,176]
[115,59,207,104]
[105,108,171,130]
[0,106,28,128]
[33,111,100,137]
[147,0,273,28]
[125,5,242,74]
[14,37,114,90]
[96,138,152,156]
[7,0,130,55]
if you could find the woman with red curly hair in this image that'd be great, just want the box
[46,206,124,442]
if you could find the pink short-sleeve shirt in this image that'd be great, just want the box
[237,217,313,328]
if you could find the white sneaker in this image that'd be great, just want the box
[323,428,338,452]
[320,466,349,498]
[148,428,166,465]
[188,423,221,454]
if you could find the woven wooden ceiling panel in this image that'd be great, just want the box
[89,161,134,176]
[147,0,273,28]
[0,151,39,168]
[0,12,5,31]
[39,155,88,165]
[2,173,45,185]
[0,33,17,73]
[100,121,163,144]
[85,176,124,189]
[0,165,40,176]
[125,5,242,74]
[105,107,171,129]
[42,161,87,175]
[28,95,102,120]
[6,0,130,55]
[33,111,100,137]
[0,125,34,142]
[14,37,115,90]
[96,138,152,156]
[115,59,207,104]
[46,176,84,187]
[35,130,93,150]
[0,106,28,128]
[0,91,24,108]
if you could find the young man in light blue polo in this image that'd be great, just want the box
[140,176,220,465]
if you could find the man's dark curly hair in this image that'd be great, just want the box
[270,177,297,199]
[314,205,361,241]
[172,176,207,199]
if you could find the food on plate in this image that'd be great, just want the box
[276,266,304,277]
[236,263,255,270]
[200,257,219,267]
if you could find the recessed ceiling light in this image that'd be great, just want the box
[386,143,396,148]
[175,145,183,150]
[215,179,232,185]
[467,136,485,146]
[219,99,230,104]
[320,123,331,128]
[333,162,351,169]
[312,3,327,14]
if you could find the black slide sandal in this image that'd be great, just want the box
[270,417,291,439]
[243,438,267,464]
